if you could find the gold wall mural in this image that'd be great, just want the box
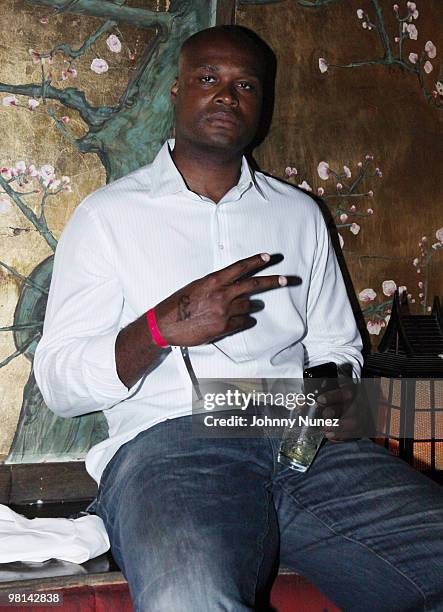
[237,0,442,341]
[0,0,215,461]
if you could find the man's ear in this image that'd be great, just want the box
[171,78,179,103]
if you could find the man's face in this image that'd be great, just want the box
[171,37,264,154]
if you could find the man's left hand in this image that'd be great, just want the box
[316,384,358,442]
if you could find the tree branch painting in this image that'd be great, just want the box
[1,0,216,462]
[240,0,442,110]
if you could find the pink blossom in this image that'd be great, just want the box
[435,227,443,242]
[317,161,330,180]
[350,205,357,212]
[436,81,443,95]
[398,285,407,295]
[357,161,363,168]
[407,2,416,10]
[318,58,328,74]
[338,234,344,249]
[61,71,69,81]
[368,190,374,197]
[28,98,40,110]
[359,288,377,302]
[27,164,38,177]
[2,95,17,106]
[367,208,374,214]
[393,4,399,12]
[49,179,62,190]
[417,268,421,273]
[418,281,424,288]
[0,197,11,213]
[406,24,418,40]
[427,306,432,312]
[394,37,400,43]
[317,187,325,196]
[61,116,70,124]
[419,292,424,298]
[106,34,122,53]
[375,167,382,177]
[298,180,312,192]
[350,222,360,235]
[422,236,427,241]
[28,48,41,63]
[382,280,397,296]
[362,21,367,29]
[343,165,351,178]
[61,175,70,185]
[336,182,343,191]
[424,61,433,74]
[367,321,382,335]
[411,299,416,303]
[15,161,26,174]
[128,49,136,61]
[284,166,298,177]
[39,16,49,24]
[365,154,374,160]
[68,67,77,78]
[0,167,11,178]
[357,9,364,19]
[47,55,54,65]
[91,58,109,74]
[408,52,418,64]
[39,164,55,182]
[340,213,348,223]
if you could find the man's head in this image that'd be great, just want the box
[171,26,273,156]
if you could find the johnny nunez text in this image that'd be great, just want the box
[203,415,340,428]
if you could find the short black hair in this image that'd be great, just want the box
[179,25,274,82]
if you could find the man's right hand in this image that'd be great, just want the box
[154,253,287,347]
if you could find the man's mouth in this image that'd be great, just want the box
[207,111,239,127]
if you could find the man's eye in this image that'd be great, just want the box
[238,81,253,90]
[200,76,216,84]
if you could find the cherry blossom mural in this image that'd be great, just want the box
[0,0,215,462]
[237,0,442,344]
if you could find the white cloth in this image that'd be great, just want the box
[34,139,363,485]
[0,505,109,563]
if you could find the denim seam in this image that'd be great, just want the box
[251,483,272,605]
[279,483,428,611]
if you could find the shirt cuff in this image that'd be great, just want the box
[82,331,132,405]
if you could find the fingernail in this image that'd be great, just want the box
[261,253,270,262]
[278,275,287,286]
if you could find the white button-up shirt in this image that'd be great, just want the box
[34,140,363,483]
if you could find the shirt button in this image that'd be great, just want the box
[218,244,224,250]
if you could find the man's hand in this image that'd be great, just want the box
[316,384,358,442]
[154,253,287,347]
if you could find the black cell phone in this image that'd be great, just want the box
[303,362,339,397]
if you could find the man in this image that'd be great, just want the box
[35,26,443,612]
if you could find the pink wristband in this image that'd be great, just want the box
[146,308,169,348]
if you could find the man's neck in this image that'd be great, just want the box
[171,139,243,203]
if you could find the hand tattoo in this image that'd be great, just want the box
[177,296,191,321]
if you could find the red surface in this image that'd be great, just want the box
[8,575,340,612]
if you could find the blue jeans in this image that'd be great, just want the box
[95,415,443,611]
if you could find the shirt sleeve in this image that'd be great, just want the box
[34,202,132,418]
[302,208,363,378]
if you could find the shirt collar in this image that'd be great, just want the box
[149,139,268,202]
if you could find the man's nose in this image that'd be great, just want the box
[214,83,239,107]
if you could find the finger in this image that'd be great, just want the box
[224,315,257,336]
[217,253,271,285]
[229,274,287,299]
[229,298,264,317]
[317,386,354,407]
